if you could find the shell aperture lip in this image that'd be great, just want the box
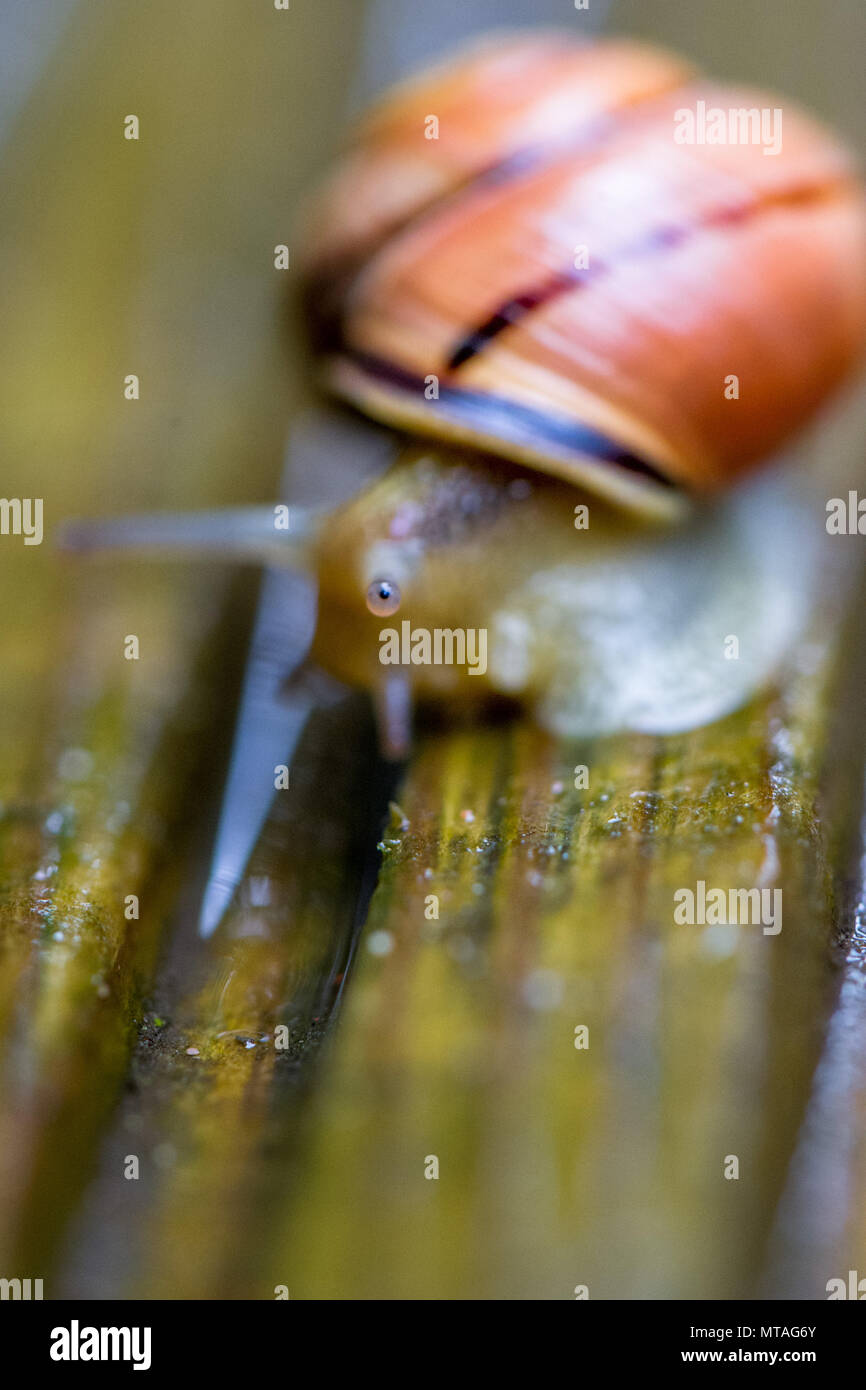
[342,349,677,490]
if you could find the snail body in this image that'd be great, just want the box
[307,444,821,745]
[63,35,866,755]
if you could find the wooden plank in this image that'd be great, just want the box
[260,581,866,1300]
[59,698,388,1298]
[0,0,363,1280]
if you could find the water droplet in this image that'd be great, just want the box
[57,747,94,782]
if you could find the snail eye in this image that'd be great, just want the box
[366,578,401,617]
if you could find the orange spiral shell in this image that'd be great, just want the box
[303,34,866,510]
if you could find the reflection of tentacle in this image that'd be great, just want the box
[374,671,413,761]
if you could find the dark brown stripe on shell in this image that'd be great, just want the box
[448,270,586,370]
[304,93,686,350]
[446,180,841,370]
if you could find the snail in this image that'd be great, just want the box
[62,33,866,757]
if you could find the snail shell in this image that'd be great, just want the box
[303,33,866,515]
